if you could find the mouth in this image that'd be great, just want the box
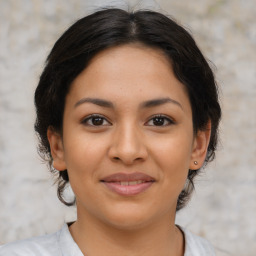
[101,172,155,196]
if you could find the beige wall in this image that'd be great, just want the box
[0,0,255,255]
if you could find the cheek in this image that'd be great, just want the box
[148,128,193,190]
[150,129,194,168]
[63,133,108,181]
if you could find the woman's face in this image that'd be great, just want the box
[49,44,209,229]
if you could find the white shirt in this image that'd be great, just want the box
[0,224,215,256]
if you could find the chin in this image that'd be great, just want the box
[99,204,158,231]
[105,216,152,231]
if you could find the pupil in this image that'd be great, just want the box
[153,117,164,126]
[92,117,103,125]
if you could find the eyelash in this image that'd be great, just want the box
[145,114,175,127]
[81,114,111,126]
[81,114,175,127]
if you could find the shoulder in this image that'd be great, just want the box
[0,227,63,256]
[179,226,216,256]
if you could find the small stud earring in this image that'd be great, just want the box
[194,161,198,165]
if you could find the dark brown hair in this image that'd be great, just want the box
[34,8,221,211]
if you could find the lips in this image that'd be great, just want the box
[101,172,155,196]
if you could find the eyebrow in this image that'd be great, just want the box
[74,98,114,108]
[74,97,183,110]
[140,97,183,110]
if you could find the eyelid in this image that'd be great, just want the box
[145,114,175,126]
[81,114,175,127]
[81,114,112,126]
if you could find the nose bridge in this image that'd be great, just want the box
[109,120,147,164]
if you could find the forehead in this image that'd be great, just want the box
[67,44,190,111]
[86,43,173,80]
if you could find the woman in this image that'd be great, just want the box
[0,8,221,256]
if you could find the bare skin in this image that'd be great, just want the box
[69,213,184,256]
[48,44,211,256]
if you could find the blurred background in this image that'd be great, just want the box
[0,0,255,255]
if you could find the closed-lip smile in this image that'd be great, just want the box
[101,172,155,196]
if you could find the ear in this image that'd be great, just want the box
[190,121,211,170]
[47,127,67,171]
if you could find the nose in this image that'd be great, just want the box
[108,123,148,165]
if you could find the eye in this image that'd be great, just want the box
[146,115,174,126]
[82,114,111,126]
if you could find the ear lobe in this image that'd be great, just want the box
[47,127,67,171]
[190,121,211,170]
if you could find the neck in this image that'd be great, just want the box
[69,210,184,256]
